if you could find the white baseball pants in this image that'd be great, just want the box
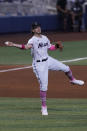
[33,56,70,91]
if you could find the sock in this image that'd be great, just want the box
[40,90,47,107]
[65,69,74,81]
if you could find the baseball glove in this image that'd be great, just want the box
[55,41,63,51]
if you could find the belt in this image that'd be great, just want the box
[36,58,48,62]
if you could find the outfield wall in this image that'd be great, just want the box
[0,14,87,33]
[0,15,59,33]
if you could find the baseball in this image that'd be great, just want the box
[5,41,9,45]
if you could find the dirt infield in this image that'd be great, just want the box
[0,32,87,98]
[0,65,87,98]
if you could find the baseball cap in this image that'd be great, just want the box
[31,22,41,30]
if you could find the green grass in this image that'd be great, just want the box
[0,98,87,131]
[50,40,87,65]
[0,40,87,65]
[0,47,32,65]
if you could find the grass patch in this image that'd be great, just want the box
[0,98,87,131]
[0,40,87,65]
[50,40,87,62]
[0,47,32,65]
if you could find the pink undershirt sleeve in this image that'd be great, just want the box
[48,45,56,51]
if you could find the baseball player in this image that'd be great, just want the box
[5,22,84,116]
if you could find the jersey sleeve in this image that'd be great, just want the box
[46,37,52,48]
[27,38,33,46]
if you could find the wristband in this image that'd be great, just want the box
[21,44,25,49]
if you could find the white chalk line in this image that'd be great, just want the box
[0,57,87,73]
[61,57,87,63]
[0,66,32,73]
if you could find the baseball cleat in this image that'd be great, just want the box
[70,79,84,86]
[41,106,48,116]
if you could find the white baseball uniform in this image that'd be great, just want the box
[27,35,69,91]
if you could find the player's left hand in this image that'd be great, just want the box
[56,41,63,51]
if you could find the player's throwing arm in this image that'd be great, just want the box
[4,41,32,49]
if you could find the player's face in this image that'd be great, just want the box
[33,26,41,34]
